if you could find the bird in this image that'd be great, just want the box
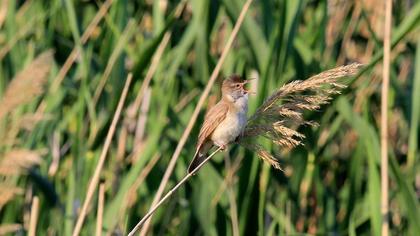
[188,75,250,173]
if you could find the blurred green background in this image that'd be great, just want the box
[0,0,419,235]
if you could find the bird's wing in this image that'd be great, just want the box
[196,101,229,149]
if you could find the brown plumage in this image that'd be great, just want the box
[188,75,249,173]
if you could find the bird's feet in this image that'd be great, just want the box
[214,142,227,151]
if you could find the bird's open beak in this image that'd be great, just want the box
[242,78,256,94]
[240,83,249,94]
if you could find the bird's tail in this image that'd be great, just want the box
[188,142,211,173]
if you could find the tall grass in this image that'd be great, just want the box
[0,0,419,235]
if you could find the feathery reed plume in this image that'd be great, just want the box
[0,0,8,29]
[0,224,22,235]
[18,113,52,131]
[0,186,23,209]
[0,149,42,209]
[238,63,363,169]
[0,50,53,120]
[0,149,42,176]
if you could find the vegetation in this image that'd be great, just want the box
[0,0,419,235]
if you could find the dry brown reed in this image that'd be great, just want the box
[381,0,392,235]
[138,0,254,234]
[92,20,137,105]
[34,0,114,115]
[50,0,113,93]
[28,196,39,236]
[126,153,161,208]
[72,74,133,236]
[224,155,240,236]
[95,183,105,236]
[238,63,363,169]
[0,50,53,120]
[211,155,243,206]
[127,147,222,236]
[122,1,186,166]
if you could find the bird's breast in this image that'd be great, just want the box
[211,99,248,146]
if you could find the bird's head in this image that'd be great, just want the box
[221,75,251,101]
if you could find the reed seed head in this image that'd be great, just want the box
[238,63,363,169]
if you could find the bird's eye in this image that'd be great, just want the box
[236,84,240,88]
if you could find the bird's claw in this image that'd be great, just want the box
[215,143,227,151]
